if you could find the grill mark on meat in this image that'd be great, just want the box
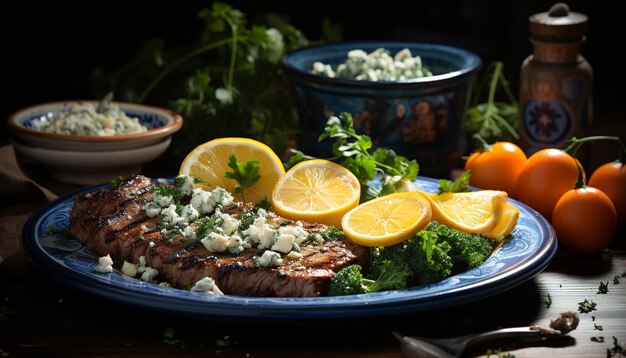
[164,242,203,264]
[69,175,367,297]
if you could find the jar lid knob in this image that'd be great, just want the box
[548,2,570,17]
[529,2,588,41]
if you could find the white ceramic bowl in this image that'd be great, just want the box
[7,100,183,185]
[7,100,183,151]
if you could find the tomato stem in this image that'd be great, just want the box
[574,163,586,189]
[563,136,623,158]
[472,133,491,152]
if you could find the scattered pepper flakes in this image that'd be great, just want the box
[598,281,609,294]
[577,299,597,313]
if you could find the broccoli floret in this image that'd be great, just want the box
[332,221,496,296]
[328,261,410,296]
[410,230,453,284]
[369,230,453,286]
[425,221,493,269]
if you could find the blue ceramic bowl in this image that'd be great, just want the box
[281,41,481,177]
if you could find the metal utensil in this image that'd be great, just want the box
[393,326,565,358]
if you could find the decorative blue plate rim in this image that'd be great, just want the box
[20,176,557,320]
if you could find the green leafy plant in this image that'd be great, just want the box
[91,2,311,171]
[464,61,519,145]
[287,113,420,202]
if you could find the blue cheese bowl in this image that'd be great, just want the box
[6,100,183,185]
[7,100,183,151]
[281,41,481,177]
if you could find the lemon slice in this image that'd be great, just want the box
[341,192,432,247]
[416,189,507,235]
[486,201,519,239]
[179,137,285,205]
[271,159,361,228]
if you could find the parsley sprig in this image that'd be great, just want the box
[225,155,261,203]
[287,112,419,202]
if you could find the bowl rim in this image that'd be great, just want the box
[6,100,183,143]
[281,40,481,88]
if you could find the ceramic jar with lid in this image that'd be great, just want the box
[519,2,592,155]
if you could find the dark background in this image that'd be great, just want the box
[2,1,623,148]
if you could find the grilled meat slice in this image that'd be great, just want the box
[69,175,367,297]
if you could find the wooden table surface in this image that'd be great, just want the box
[1,167,625,358]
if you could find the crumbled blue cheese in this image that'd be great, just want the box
[153,191,174,207]
[258,250,283,267]
[200,232,244,253]
[191,277,224,295]
[144,202,161,217]
[220,213,240,236]
[36,101,148,136]
[271,233,295,253]
[121,260,138,277]
[312,47,433,81]
[94,254,114,273]
[243,216,276,249]
[190,187,233,214]
[278,222,309,245]
[175,175,196,196]
[141,267,159,283]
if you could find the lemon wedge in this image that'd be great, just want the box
[341,192,432,247]
[179,137,285,205]
[271,159,361,228]
[415,189,508,235]
[485,201,519,239]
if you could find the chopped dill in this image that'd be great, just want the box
[318,226,344,241]
[591,336,605,343]
[594,323,603,331]
[238,208,259,232]
[609,336,625,356]
[255,198,271,210]
[578,299,597,313]
[614,275,621,284]
[153,185,184,205]
[110,175,124,188]
[196,216,219,238]
[598,281,609,294]
[544,293,552,308]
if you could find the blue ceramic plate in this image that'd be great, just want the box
[21,177,557,321]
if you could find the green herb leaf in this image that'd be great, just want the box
[438,170,471,194]
[225,154,261,202]
[578,299,597,313]
[598,281,609,294]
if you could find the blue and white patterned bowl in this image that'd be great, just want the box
[7,100,183,151]
[7,100,183,185]
[281,41,481,177]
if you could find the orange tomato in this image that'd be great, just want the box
[516,148,585,220]
[588,161,626,226]
[552,186,617,254]
[464,142,527,198]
